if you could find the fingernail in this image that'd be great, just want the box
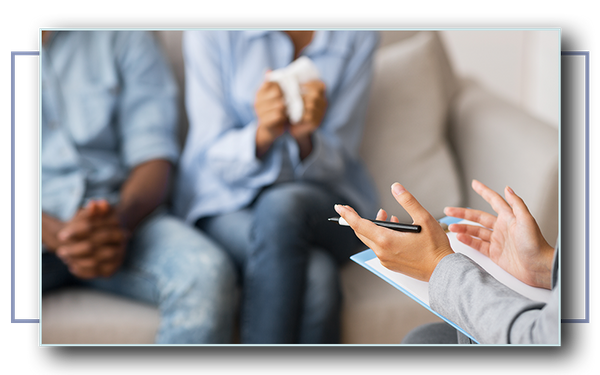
[334,204,342,214]
[391,183,405,196]
[506,186,514,195]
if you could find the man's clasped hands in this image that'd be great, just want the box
[45,200,128,279]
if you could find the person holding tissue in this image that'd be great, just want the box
[174,31,380,343]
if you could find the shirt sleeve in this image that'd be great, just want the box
[181,31,282,189]
[429,253,559,345]
[291,31,379,182]
[114,31,180,168]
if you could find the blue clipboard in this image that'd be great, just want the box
[350,216,479,343]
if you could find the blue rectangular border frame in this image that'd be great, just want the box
[11,51,40,324]
[561,51,590,324]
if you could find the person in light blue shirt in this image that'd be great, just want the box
[41,30,237,344]
[175,30,379,343]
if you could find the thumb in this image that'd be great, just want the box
[264,68,273,81]
[334,204,362,228]
[84,200,103,217]
[83,199,112,220]
[390,183,428,223]
[95,199,111,215]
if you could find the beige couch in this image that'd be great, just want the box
[41,30,558,345]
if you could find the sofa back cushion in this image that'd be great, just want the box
[360,31,462,222]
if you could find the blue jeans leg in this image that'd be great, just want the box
[43,212,237,344]
[298,248,341,344]
[199,207,342,344]
[401,322,459,344]
[200,182,363,343]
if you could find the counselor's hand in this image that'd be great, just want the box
[445,179,555,289]
[335,183,454,282]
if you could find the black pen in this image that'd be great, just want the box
[328,217,421,233]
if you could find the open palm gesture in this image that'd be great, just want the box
[445,180,555,289]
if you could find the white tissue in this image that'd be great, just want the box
[267,56,320,124]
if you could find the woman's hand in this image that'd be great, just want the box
[335,183,454,282]
[288,80,327,160]
[445,180,555,289]
[254,79,288,158]
[255,76,326,160]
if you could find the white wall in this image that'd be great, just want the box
[440,30,560,128]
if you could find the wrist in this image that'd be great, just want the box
[534,243,556,289]
[293,132,313,160]
[256,125,282,158]
[41,214,65,252]
[428,247,455,281]
[114,202,138,234]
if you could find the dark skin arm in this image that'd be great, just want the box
[115,159,172,232]
[44,159,172,279]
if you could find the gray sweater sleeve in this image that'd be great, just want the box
[429,253,559,344]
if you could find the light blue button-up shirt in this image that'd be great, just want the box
[174,30,379,222]
[42,31,179,222]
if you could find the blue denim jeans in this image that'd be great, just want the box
[42,212,237,344]
[401,322,459,344]
[197,182,364,344]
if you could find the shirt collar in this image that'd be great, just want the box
[241,30,343,56]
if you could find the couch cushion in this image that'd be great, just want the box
[42,287,159,344]
[360,31,462,222]
[340,261,443,344]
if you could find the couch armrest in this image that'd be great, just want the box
[448,79,559,243]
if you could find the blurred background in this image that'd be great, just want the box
[157,29,560,133]
[440,30,559,129]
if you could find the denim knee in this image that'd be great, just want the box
[252,182,329,233]
[133,214,237,343]
[256,181,323,211]
[155,217,235,290]
[143,215,237,300]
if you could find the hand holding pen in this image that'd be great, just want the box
[328,217,422,233]
[334,182,454,282]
